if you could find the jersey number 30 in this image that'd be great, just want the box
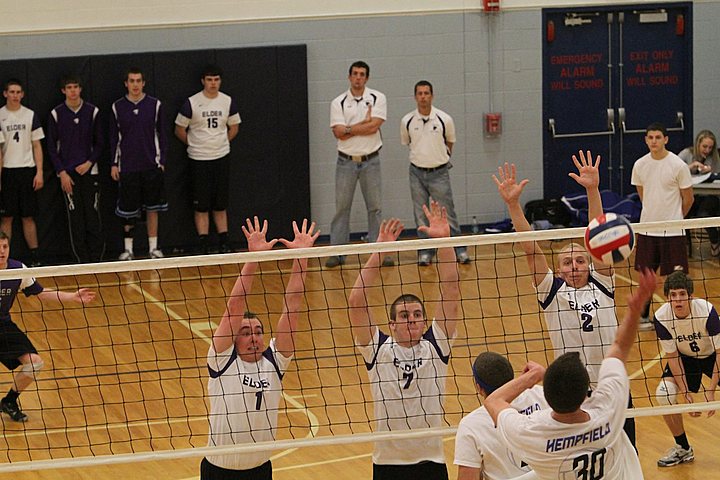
[572,447,606,479]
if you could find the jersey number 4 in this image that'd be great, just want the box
[12,131,19,142]
[572,447,606,479]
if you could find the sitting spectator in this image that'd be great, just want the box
[679,130,720,256]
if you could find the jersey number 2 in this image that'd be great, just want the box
[581,313,594,332]
[572,447,606,479]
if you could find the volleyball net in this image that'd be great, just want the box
[1,217,719,472]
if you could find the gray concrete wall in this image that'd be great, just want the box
[2,6,717,236]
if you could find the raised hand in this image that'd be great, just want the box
[418,199,450,238]
[241,216,278,252]
[278,219,320,249]
[377,218,404,243]
[492,163,529,206]
[569,150,601,190]
[627,268,657,315]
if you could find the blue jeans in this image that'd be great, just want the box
[330,155,382,248]
[409,164,466,258]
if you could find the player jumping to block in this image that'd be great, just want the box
[202,217,318,480]
[348,199,461,479]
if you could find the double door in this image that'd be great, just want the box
[542,3,692,198]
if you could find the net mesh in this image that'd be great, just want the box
[1,217,719,472]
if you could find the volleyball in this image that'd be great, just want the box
[584,213,635,265]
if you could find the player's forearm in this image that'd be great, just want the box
[348,256,382,308]
[507,202,540,256]
[227,124,239,142]
[586,186,603,222]
[682,191,694,217]
[226,263,257,314]
[667,355,690,393]
[485,371,539,422]
[33,144,43,172]
[283,260,308,313]
[349,118,383,136]
[37,290,77,303]
[174,126,189,145]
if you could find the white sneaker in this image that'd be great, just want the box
[150,248,164,259]
[658,444,694,467]
[118,250,134,261]
[638,316,654,331]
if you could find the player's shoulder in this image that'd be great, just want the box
[400,109,417,123]
[331,90,350,105]
[458,405,494,430]
[432,106,453,120]
[365,87,386,100]
[7,258,25,270]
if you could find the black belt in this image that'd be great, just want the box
[338,150,380,162]
[412,163,448,173]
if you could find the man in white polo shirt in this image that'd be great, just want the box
[327,61,393,268]
[175,65,241,255]
[0,79,45,267]
[400,80,470,266]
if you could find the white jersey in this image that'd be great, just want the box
[536,269,617,385]
[455,386,547,480]
[0,105,44,168]
[654,298,720,358]
[356,322,451,465]
[497,358,642,480]
[400,107,456,168]
[330,87,386,156]
[206,339,291,470]
[631,151,692,237]
[175,91,241,160]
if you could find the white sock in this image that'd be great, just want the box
[149,236,158,251]
[124,238,133,253]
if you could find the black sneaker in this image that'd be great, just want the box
[1,399,28,422]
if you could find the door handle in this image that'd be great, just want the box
[619,108,685,134]
[548,109,615,138]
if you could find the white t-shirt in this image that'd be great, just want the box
[400,107,456,168]
[206,339,292,470]
[330,87,386,156]
[175,91,241,160]
[654,298,720,358]
[455,386,547,480]
[497,358,642,480]
[536,269,618,385]
[631,151,693,237]
[356,321,451,465]
[0,105,44,168]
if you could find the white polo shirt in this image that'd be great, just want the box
[400,107,455,169]
[0,105,44,168]
[175,91,241,161]
[330,87,386,156]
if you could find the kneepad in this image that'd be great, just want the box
[19,359,44,380]
[656,378,679,405]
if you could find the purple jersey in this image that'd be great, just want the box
[0,259,43,323]
[110,95,167,173]
[47,101,103,173]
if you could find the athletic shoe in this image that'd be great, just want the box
[1,399,28,422]
[150,249,164,259]
[118,250,134,261]
[381,256,395,267]
[418,253,432,266]
[456,251,472,264]
[325,256,345,268]
[657,444,694,467]
[638,316,654,331]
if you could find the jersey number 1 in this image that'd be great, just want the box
[255,391,263,410]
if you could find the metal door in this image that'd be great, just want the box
[542,3,692,199]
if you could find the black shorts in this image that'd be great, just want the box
[373,461,448,480]
[191,156,229,212]
[116,168,168,219]
[0,167,38,218]
[0,320,38,370]
[200,458,271,480]
[634,234,689,276]
[662,352,717,393]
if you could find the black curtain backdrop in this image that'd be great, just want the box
[0,45,310,263]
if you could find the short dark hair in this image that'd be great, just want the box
[389,294,425,321]
[125,67,145,82]
[243,311,264,332]
[61,75,82,89]
[414,80,433,95]
[664,270,694,296]
[543,352,589,413]
[0,231,9,241]
[646,122,667,137]
[472,352,514,394]
[4,78,23,91]
[349,61,370,77]
[202,64,223,78]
